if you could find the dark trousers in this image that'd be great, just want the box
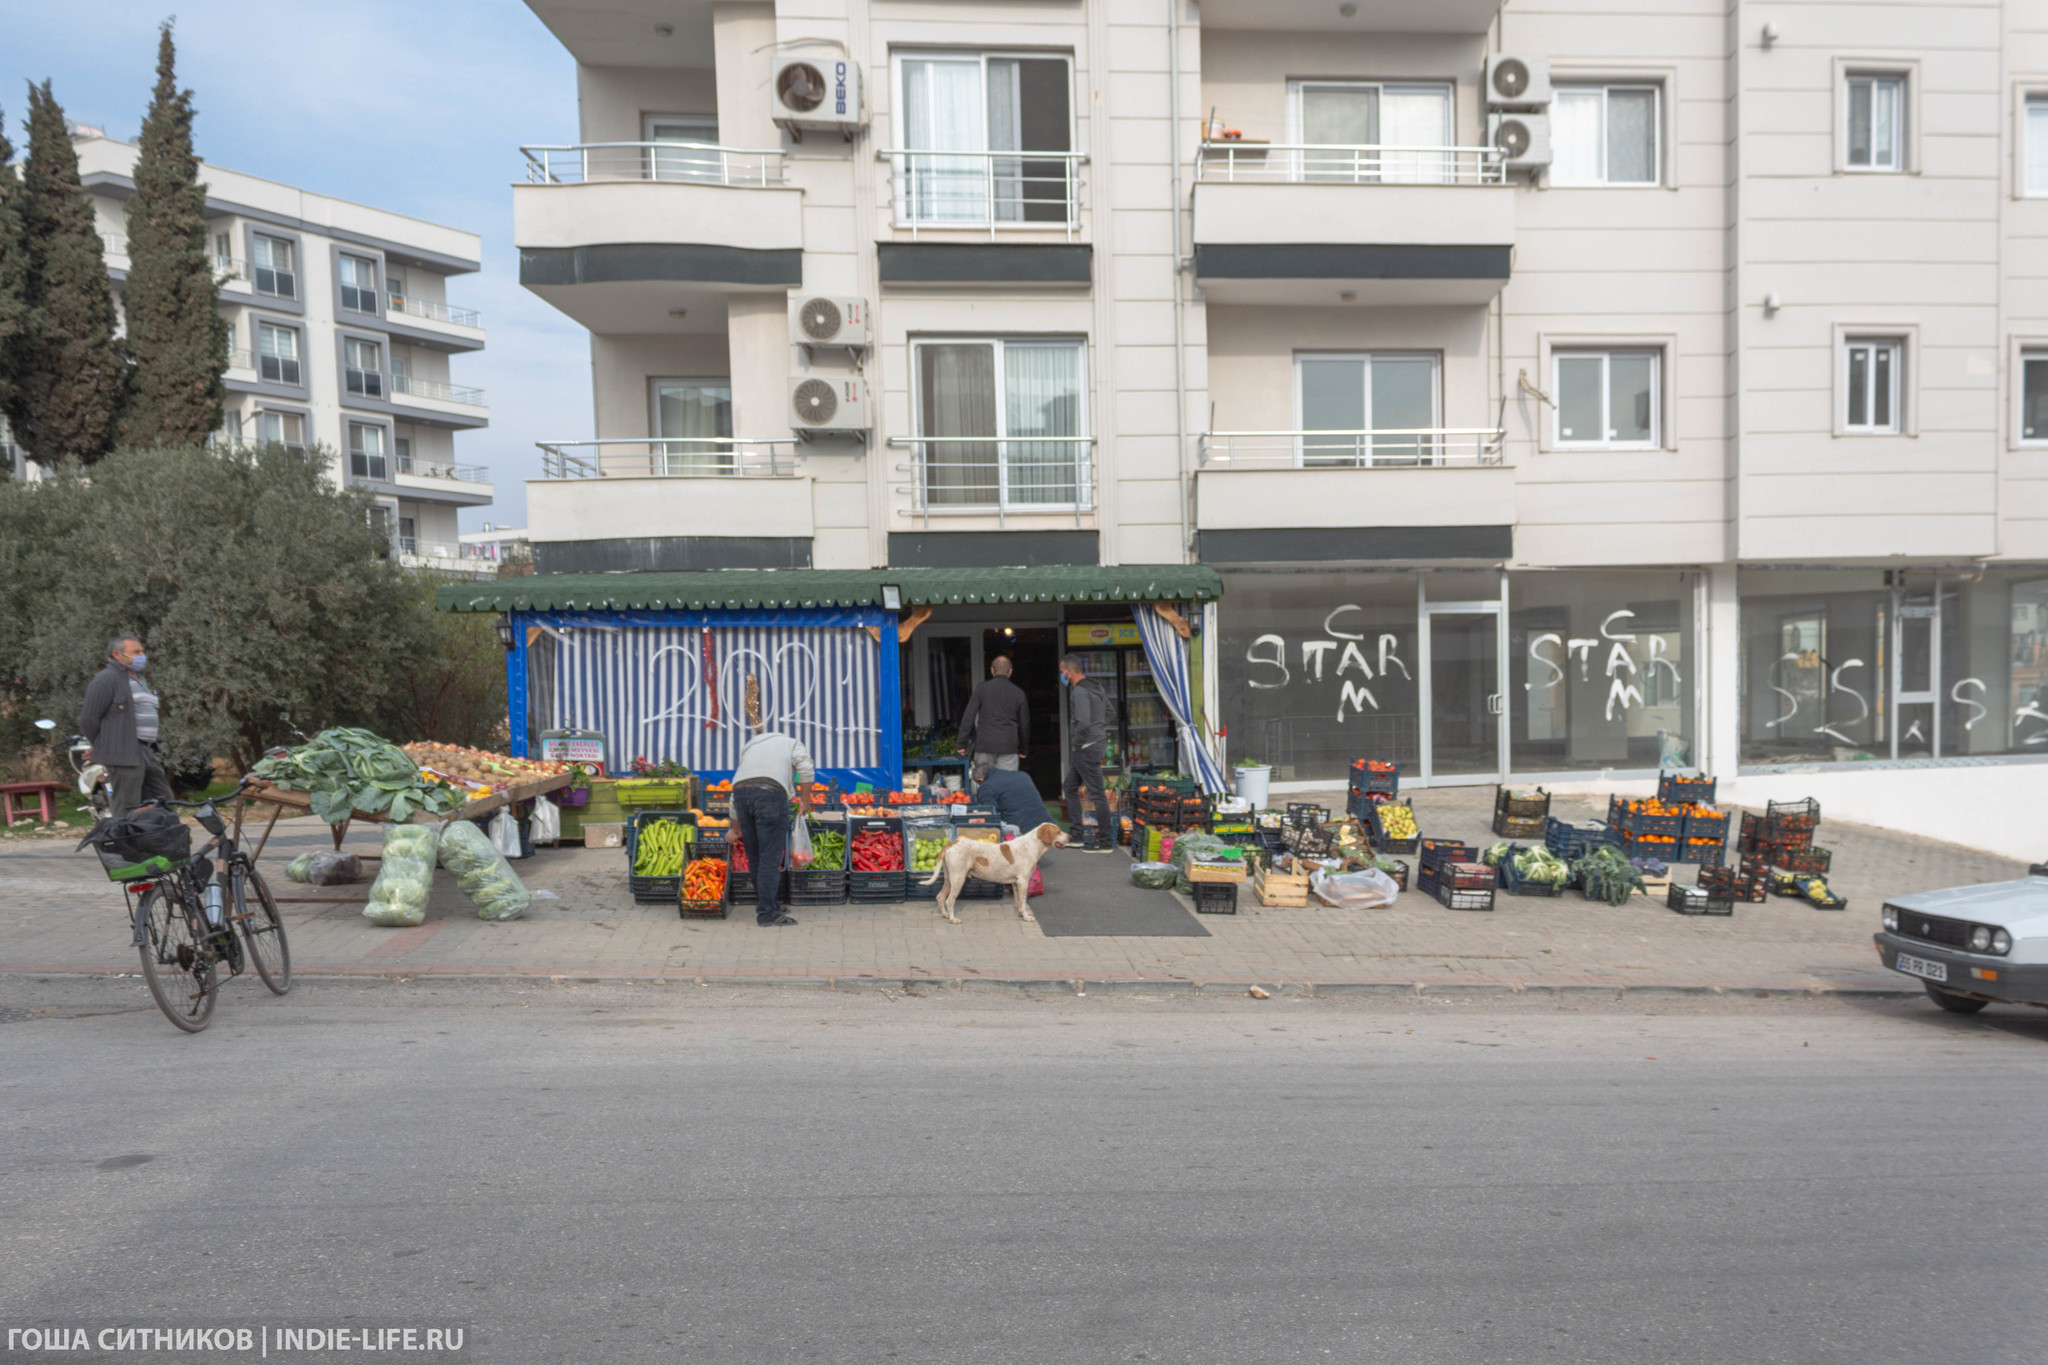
[110,748,174,818]
[733,783,790,923]
[1062,743,1109,845]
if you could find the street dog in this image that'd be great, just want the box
[921,822,1068,924]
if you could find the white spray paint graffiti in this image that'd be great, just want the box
[1242,605,1411,721]
[1524,610,1672,722]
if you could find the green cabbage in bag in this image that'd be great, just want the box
[437,820,533,921]
[364,823,439,927]
[286,853,315,883]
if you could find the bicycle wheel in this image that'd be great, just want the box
[136,886,216,1033]
[234,864,291,995]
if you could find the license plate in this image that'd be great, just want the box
[1895,952,1948,983]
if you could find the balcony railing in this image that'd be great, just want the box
[1196,141,1506,186]
[345,367,385,400]
[396,453,490,483]
[888,436,1097,527]
[537,438,801,479]
[1199,429,1506,469]
[392,374,486,407]
[520,142,787,188]
[99,231,249,279]
[879,149,1088,237]
[225,346,254,369]
[388,294,482,329]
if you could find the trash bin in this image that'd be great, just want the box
[1234,763,1273,808]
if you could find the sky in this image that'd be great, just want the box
[4,0,590,531]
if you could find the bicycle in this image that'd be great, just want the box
[111,777,293,1032]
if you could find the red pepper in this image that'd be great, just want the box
[850,828,903,872]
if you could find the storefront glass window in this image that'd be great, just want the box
[1509,572,1695,771]
[1218,572,1419,782]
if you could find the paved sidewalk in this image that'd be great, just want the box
[0,786,2026,994]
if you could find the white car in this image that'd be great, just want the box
[1875,865,2048,1013]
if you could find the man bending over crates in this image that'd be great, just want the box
[731,727,815,927]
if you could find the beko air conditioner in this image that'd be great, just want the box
[790,295,871,349]
[789,374,870,438]
[1485,54,1552,109]
[771,53,865,141]
[1489,112,1553,169]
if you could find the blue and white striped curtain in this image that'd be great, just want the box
[553,624,881,773]
[1132,607,1228,795]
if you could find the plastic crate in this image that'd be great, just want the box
[1419,839,1477,872]
[1494,785,1551,820]
[1668,883,1734,916]
[1369,803,1421,854]
[1614,800,1685,839]
[1657,772,1717,806]
[1771,844,1833,875]
[1191,881,1239,915]
[787,866,848,904]
[1432,881,1495,912]
[903,822,954,900]
[1765,796,1820,830]
[1545,817,1619,861]
[849,871,906,902]
[615,778,694,809]
[1682,808,1731,844]
[625,811,696,905]
[1446,860,1497,891]
[1625,833,1680,863]
[1684,839,1727,868]
[1377,859,1409,892]
[1285,803,1332,828]
[1347,759,1401,799]
[1498,853,1566,897]
[1284,822,1337,856]
[1492,812,1547,839]
[677,858,729,919]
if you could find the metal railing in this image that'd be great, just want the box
[1196,141,1506,186]
[224,346,255,370]
[396,453,490,483]
[1199,429,1506,469]
[388,294,482,329]
[392,374,486,407]
[887,436,1097,527]
[519,142,788,188]
[537,438,802,479]
[879,149,1088,237]
[98,232,248,278]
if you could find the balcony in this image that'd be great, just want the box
[99,231,250,292]
[529,438,814,552]
[514,142,802,332]
[395,537,498,578]
[385,292,485,352]
[397,452,490,483]
[388,372,489,429]
[887,437,1097,528]
[1198,0,1502,32]
[1191,143,1514,306]
[1195,428,1515,562]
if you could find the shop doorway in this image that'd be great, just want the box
[985,626,1062,797]
[1419,582,1507,785]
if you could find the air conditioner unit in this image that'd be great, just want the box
[771,53,865,141]
[789,374,870,436]
[790,295,870,348]
[1490,112,1552,169]
[1485,54,1552,109]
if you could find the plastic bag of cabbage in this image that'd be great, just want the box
[364,824,439,927]
[437,819,534,921]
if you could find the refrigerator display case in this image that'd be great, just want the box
[1065,626,1180,774]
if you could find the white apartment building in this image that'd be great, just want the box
[511,0,2048,855]
[72,132,494,573]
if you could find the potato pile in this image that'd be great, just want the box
[401,743,570,794]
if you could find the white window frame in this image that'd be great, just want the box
[890,51,1077,229]
[256,408,306,456]
[1844,73,1905,173]
[1550,83,1662,187]
[2023,93,2048,198]
[1292,350,1444,467]
[2018,346,2048,444]
[908,335,1091,512]
[1285,80,1455,183]
[1842,337,1904,434]
[649,377,735,476]
[1550,348,1662,450]
[344,336,384,399]
[348,421,389,482]
[642,113,722,183]
[338,254,380,315]
[256,321,301,387]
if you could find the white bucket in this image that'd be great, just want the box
[1234,764,1273,808]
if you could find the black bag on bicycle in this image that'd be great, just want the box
[78,805,192,880]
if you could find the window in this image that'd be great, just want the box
[1290,81,1454,183]
[2024,352,2048,441]
[652,379,734,475]
[1295,352,1441,465]
[1512,572,1695,771]
[896,53,1073,225]
[385,269,405,308]
[1844,338,1902,433]
[398,515,418,556]
[251,234,295,298]
[257,410,305,456]
[344,338,384,399]
[338,255,380,314]
[1551,85,1660,186]
[2028,97,2048,197]
[912,337,1086,508]
[1846,74,1903,171]
[1553,349,1660,448]
[644,114,722,183]
[217,410,242,445]
[213,232,231,259]
[256,322,300,386]
[395,435,414,474]
[349,423,388,481]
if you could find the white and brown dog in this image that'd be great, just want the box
[921,822,1068,924]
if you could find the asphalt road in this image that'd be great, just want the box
[3,977,2046,1364]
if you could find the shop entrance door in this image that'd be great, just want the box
[1421,604,1505,784]
[983,627,1062,798]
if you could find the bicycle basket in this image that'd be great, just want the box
[78,806,192,877]
[95,849,187,883]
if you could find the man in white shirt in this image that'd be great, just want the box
[731,729,815,926]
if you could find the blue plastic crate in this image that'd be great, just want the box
[1544,817,1619,861]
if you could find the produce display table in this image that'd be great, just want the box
[232,773,573,882]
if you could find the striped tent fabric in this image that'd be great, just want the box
[1132,607,1229,795]
[553,624,881,773]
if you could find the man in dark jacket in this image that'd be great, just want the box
[972,759,1053,835]
[1059,653,1115,851]
[955,655,1030,771]
[80,636,172,817]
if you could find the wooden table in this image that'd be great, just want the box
[1,780,66,826]
[231,773,574,883]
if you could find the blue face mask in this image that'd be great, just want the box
[125,654,148,671]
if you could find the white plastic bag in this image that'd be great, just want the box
[529,795,561,848]
[489,808,525,859]
[1310,866,1399,911]
[439,819,534,921]
[788,815,814,869]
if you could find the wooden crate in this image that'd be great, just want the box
[1253,864,1310,907]
[1187,860,1248,884]
[1636,872,1673,900]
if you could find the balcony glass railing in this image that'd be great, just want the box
[391,374,486,406]
[888,435,1097,526]
[395,453,490,483]
[520,142,787,188]
[1196,142,1506,186]
[388,294,482,329]
[225,346,255,370]
[1199,429,1506,469]
[345,367,384,399]
[538,438,800,479]
[879,149,1087,236]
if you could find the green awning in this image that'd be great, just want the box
[436,565,1223,614]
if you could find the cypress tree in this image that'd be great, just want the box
[122,22,226,448]
[0,111,29,436]
[13,81,124,464]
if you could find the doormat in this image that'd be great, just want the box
[1029,852,1212,937]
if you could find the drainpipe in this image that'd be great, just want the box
[1168,0,1192,558]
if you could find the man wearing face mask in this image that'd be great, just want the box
[1058,653,1115,851]
[80,636,173,817]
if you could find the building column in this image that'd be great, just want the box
[1702,562,1740,781]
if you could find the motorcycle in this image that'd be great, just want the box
[34,717,113,822]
